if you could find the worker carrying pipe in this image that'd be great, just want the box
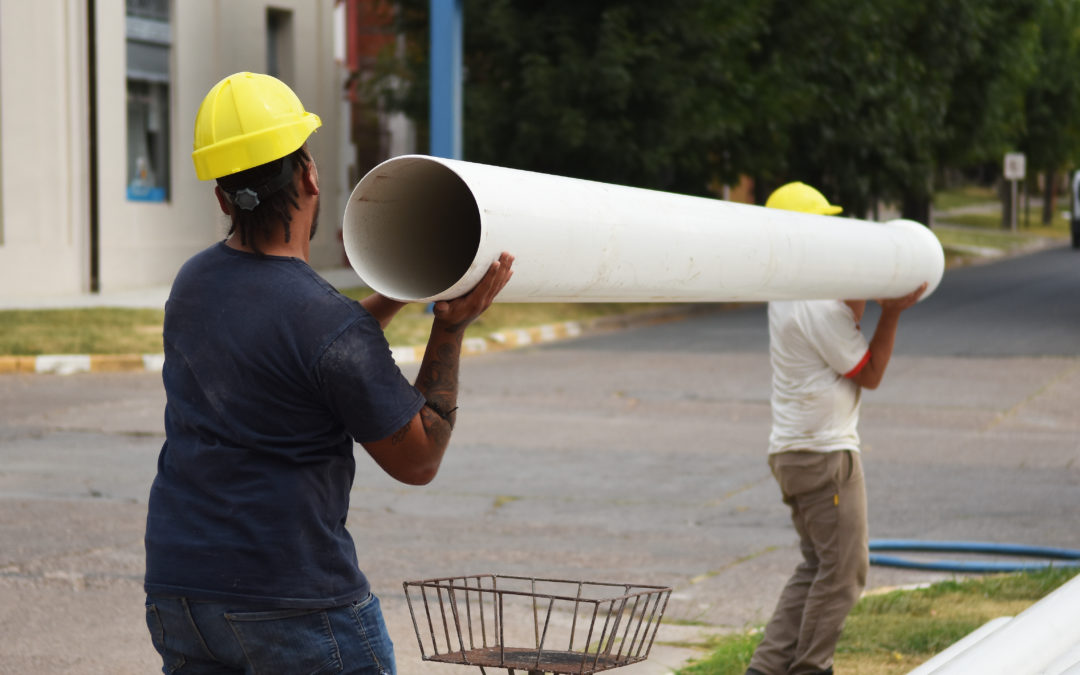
[142,72,514,673]
[342,155,944,304]
[747,182,926,675]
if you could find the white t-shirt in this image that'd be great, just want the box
[767,300,870,454]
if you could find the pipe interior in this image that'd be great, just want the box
[345,158,481,301]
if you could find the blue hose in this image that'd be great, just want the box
[868,539,1080,574]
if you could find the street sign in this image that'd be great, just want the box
[1004,152,1026,181]
[1003,152,1026,232]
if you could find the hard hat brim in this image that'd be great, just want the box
[192,113,321,181]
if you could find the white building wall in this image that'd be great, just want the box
[0,0,91,297]
[0,0,345,299]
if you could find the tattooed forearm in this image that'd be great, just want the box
[417,341,460,408]
[414,327,463,448]
[419,405,452,448]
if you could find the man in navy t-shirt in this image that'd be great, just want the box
[144,72,513,674]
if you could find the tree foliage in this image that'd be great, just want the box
[743,0,1040,216]
[373,0,1079,218]
[1019,0,1080,221]
[385,0,771,194]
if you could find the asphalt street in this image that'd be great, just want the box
[1,244,1078,674]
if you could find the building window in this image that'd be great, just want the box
[267,8,295,85]
[0,24,4,244]
[125,0,170,202]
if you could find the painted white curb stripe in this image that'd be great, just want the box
[4,308,694,374]
[35,355,92,375]
[143,354,166,372]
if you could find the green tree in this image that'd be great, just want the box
[380,0,770,195]
[741,0,1040,221]
[741,0,945,216]
[913,0,1040,223]
[374,0,1047,225]
[1019,0,1080,224]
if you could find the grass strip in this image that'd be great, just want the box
[673,567,1080,675]
[0,308,166,357]
[932,185,1000,211]
[0,298,666,357]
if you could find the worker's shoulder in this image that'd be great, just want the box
[265,264,366,328]
[770,300,851,339]
[791,298,847,319]
[769,298,838,318]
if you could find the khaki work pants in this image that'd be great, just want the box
[748,450,869,675]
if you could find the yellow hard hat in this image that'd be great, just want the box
[192,72,321,181]
[765,182,843,215]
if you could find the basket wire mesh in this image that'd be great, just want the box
[403,574,672,674]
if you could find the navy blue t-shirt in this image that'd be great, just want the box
[144,242,425,608]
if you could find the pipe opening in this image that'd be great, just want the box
[343,157,481,301]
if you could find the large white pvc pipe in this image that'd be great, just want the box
[1042,644,1080,675]
[920,574,1080,675]
[342,155,944,303]
[906,617,1012,675]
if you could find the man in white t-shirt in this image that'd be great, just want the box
[747,183,926,675]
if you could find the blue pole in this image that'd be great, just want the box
[429,0,463,159]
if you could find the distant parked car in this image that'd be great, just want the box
[1072,170,1080,249]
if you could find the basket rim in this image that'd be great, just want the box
[402,574,673,603]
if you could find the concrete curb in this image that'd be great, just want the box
[0,304,723,375]
[391,303,729,364]
[0,353,166,376]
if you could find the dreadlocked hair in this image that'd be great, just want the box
[216,147,311,257]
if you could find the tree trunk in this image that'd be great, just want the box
[753,177,774,206]
[901,194,933,228]
[1000,181,1012,230]
[1042,168,1058,225]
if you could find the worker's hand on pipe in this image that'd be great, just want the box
[877,282,927,314]
[432,252,515,330]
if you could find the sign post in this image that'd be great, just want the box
[1004,152,1026,232]
[429,0,463,160]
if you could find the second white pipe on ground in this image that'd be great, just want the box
[913,573,1080,675]
[343,155,944,303]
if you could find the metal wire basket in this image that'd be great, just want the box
[403,574,672,674]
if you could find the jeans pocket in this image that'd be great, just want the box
[225,608,343,675]
[347,595,395,675]
[145,603,186,674]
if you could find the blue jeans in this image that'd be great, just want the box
[145,592,396,674]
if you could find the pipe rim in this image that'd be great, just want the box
[343,155,483,302]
